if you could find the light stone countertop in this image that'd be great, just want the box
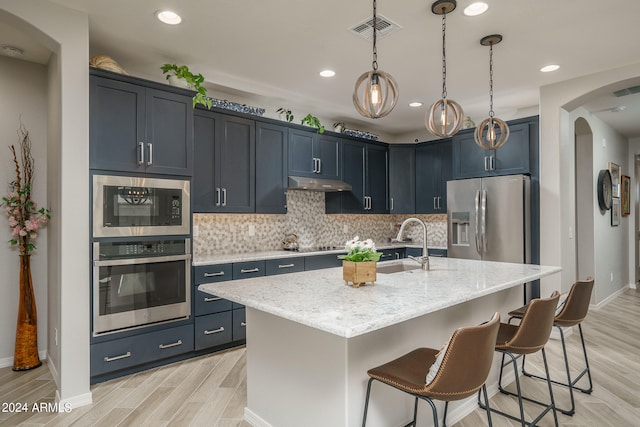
[198,257,561,338]
[192,243,447,266]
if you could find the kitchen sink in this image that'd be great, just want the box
[377,262,422,274]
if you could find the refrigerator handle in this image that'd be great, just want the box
[481,189,488,254]
[475,190,482,254]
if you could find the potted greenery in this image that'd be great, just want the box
[161,64,212,109]
[277,107,294,122]
[333,122,346,133]
[301,114,325,134]
[338,236,381,288]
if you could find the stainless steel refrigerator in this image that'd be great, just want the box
[447,174,530,264]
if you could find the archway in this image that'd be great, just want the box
[574,118,595,288]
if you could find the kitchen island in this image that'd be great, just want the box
[199,257,561,427]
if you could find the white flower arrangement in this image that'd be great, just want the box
[339,236,382,262]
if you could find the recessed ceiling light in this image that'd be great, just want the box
[156,10,182,25]
[2,45,24,57]
[540,64,560,73]
[409,102,423,107]
[319,70,336,78]
[463,2,489,16]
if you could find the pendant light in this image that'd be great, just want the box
[353,0,399,119]
[426,0,464,137]
[474,34,510,150]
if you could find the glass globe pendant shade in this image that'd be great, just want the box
[474,116,509,150]
[426,98,464,138]
[353,70,399,119]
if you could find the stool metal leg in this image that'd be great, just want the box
[362,378,374,427]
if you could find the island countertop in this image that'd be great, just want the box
[198,257,561,338]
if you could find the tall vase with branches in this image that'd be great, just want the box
[1,123,50,371]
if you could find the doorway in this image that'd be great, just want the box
[575,118,595,281]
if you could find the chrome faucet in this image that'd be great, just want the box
[395,217,430,271]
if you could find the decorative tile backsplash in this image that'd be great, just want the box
[193,191,447,258]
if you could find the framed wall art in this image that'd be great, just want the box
[609,162,620,198]
[621,174,630,216]
[611,198,620,226]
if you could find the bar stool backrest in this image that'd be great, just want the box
[502,291,560,355]
[425,312,500,401]
[555,278,594,327]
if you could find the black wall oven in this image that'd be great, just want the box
[93,174,190,238]
[92,238,191,335]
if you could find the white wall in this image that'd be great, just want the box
[0,0,91,408]
[0,55,48,366]
[627,137,640,286]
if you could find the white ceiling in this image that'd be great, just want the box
[4,0,640,138]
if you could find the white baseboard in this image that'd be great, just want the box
[593,285,629,310]
[630,282,637,290]
[56,390,92,412]
[0,350,48,369]
[244,407,273,427]
[46,352,60,389]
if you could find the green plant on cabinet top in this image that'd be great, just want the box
[301,114,325,134]
[161,63,212,109]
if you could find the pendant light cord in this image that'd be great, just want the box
[489,42,494,118]
[441,9,447,99]
[372,0,378,71]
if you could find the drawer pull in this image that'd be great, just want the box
[159,340,183,350]
[104,352,131,362]
[241,322,247,327]
[240,268,259,274]
[204,271,225,277]
[278,264,295,269]
[204,297,222,302]
[204,327,225,335]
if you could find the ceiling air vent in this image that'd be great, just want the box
[613,85,640,97]
[350,15,402,42]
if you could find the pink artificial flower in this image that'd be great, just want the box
[39,216,48,224]
[12,227,20,237]
[8,217,18,227]
[30,232,37,239]
[19,229,27,237]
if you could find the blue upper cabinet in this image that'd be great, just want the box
[389,146,416,214]
[255,122,288,214]
[89,71,193,176]
[452,122,530,179]
[287,128,340,180]
[416,139,451,214]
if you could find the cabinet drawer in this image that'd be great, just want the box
[304,253,342,270]
[91,335,142,377]
[194,264,233,285]
[233,308,247,341]
[232,261,266,279]
[142,324,194,362]
[194,289,233,316]
[379,249,405,261]
[194,311,233,350]
[265,257,305,275]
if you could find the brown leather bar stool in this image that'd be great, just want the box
[478,291,560,427]
[362,312,500,427]
[508,278,594,415]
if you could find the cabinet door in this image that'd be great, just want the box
[145,89,193,176]
[288,129,316,177]
[90,76,145,172]
[215,116,255,212]
[438,141,452,211]
[315,135,341,180]
[389,146,415,214]
[256,122,287,213]
[416,143,441,213]
[193,111,218,212]
[366,144,388,213]
[492,123,530,175]
[339,140,366,213]
[452,131,488,179]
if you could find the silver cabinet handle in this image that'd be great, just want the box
[138,142,145,165]
[204,327,225,335]
[204,271,225,277]
[215,188,221,206]
[390,197,394,211]
[159,340,183,350]
[437,196,441,210]
[380,253,392,258]
[433,196,437,210]
[147,143,153,166]
[204,297,222,302]
[278,264,295,268]
[104,351,131,362]
[240,322,247,327]
[312,157,318,173]
[484,155,489,171]
[490,155,496,171]
[395,252,400,260]
[240,268,259,273]
[316,158,321,174]
[222,188,227,206]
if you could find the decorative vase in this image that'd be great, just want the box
[13,254,41,371]
[343,261,376,288]
[168,75,192,89]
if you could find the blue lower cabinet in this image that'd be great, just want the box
[194,288,233,316]
[232,260,266,280]
[406,247,447,258]
[194,263,233,285]
[194,311,233,350]
[90,324,193,377]
[265,257,305,275]
[304,253,342,270]
[232,308,247,341]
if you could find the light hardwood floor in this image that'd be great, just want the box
[1,288,638,426]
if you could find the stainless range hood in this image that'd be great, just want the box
[288,176,352,192]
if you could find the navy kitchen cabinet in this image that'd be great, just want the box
[90,71,193,176]
[193,110,255,212]
[256,122,288,213]
[328,140,388,214]
[416,139,451,214]
[288,128,340,180]
[452,122,529,179]
[389,145,416,214]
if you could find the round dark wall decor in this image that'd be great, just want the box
[597,169,612,211]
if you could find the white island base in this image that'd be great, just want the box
[243,289,521,427]
[199,258,562,427]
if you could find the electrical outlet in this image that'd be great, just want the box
[610,272,614,283]
[343,224,348,234]
[602,138,607,148]
[248,223,255,236]
[192,225,199,237]
[54,328,58,346]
